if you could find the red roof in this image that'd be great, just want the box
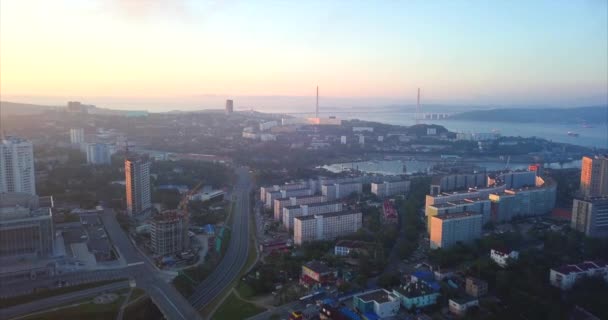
[551,208,572,220]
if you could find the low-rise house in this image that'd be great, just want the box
[393,281,440,310]
[334,240,370,256]
[490,248,519,268]
[300,261,337,288]
[465,276,488,297]
[352,289,400,318]
[449,296,479,317]
[550,260,608,290]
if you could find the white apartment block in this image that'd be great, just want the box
[293,211,362,245]
[283,201,343,230]
[273,195,327,220]
[265,188,313,208]
[1,136,36,195]
[550,261,608,290]
[69,128,85,145]
[322,182,363,201]
[86,143,112,165]
[430,212,482,249]
[371,180,411,198]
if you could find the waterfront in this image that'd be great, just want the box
[321,159,582,176]
[344,111,607,149]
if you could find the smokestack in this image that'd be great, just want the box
[316,86,319,118]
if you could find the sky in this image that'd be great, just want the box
[1,0,607,112]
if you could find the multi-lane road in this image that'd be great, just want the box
[2,168,252,320]
[0,281,130,320]
[100,210,203,320]
[189,167,252,309]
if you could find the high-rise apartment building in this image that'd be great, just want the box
[225,99,234,114]
[429,212,482,249]
[571,197,608,238]
[69,128,85,145]
[86,143,112,165]
[125,156,151,215]
[579,156,608,198]
[0,136,36,195]
[293,211,362,245]
[150,210,189,255]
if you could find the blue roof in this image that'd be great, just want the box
[340,307,362,320]
[412,271,434,281]
[204,224,215,233]
[363,312,380,320]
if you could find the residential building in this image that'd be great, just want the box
[150,210,189,256]
[550,260,608,290]
[571,197,608,238]
[579,155,608,198]
[490,248,519,267]
[340,136,347,144]
[430,173,487,195]
[382,200,398,224]
[372,180,411,198]
[353,289,400,318]
[69,128,85,145]
[265,188,312,208]
[426,198,491,230]
[225,99,233,114]
[393,281,440,310]
[491,170,537,189]
[273,194,327,220]
[449,297,479,316]
[322,182,362,201]
[0,197,53,258]
[429,212,482,249]
[282,201,343,230]
[1,136,36,195]
[334,240,371,256]
[465,277,488,297]
[86,143,112,165]
[125,156,152,215]
[293,211,362,245]
[259,121,278,131]
[300,261,337,288]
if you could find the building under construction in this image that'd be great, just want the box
[150,210,189,256]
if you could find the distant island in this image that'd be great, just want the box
[449,106,607,124]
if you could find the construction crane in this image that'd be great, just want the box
[178,181,204,216]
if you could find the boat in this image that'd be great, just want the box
[567,131,579,137]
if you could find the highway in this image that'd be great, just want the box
[100,210,203,320]
[0,280,130,320]
[189,167,252,309]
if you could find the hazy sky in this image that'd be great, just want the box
[1,0,607,111]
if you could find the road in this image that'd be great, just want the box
[0,281,130,320]
[189,167,252,309]
[100,210,203,320]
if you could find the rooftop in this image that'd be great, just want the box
[552,261,608,275]
[295,210,360,221]
[355,289,395,303]
[395,281,437,298]
[304,261,333,274]
[433,211,482,220]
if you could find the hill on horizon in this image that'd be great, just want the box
[449,105,607,123]
[0,101,60,116]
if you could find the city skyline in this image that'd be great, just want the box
[1,0,607,111]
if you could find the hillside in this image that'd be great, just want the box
[0,101,59,116]
[449,106,607,123]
